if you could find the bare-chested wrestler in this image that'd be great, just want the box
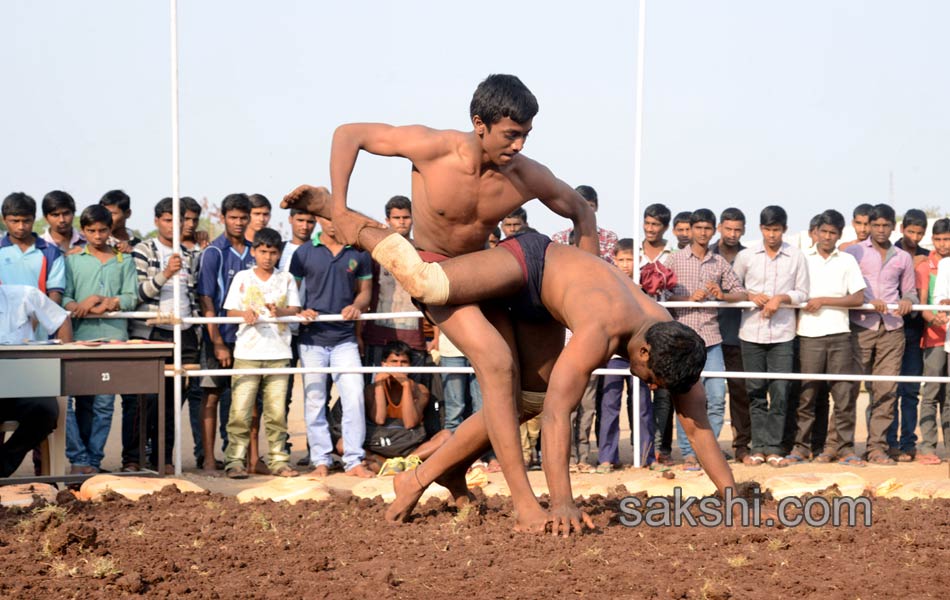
[281,181,739,535]
[283,75,598,532]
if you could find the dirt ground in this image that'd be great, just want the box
[2,484,950,599]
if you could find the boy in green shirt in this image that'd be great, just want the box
[61,205,138,474]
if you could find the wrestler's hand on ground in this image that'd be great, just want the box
[513,505,554,534]
[549,502,594,537]
[340,304,362,320]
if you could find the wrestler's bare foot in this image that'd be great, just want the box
[435,468,476,508]
[281,185,331,218]
[309,464,330,478]
[385,469,426,523]
[513,503,553,534]
[345,462,376,479]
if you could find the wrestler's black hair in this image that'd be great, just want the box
[79,205,113,230]
[42,190,76,217]
[470,74,538,128]
[252,227,282,250]
[645,321,706,395]
[644,203,671,227]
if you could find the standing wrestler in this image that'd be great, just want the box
[284,74,597,531]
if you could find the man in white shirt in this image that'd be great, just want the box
[0,283,72,476]
[732,206,809,467]
[788,210,866,466]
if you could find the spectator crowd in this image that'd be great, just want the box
[2,185,950,480]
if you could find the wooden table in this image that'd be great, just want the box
[0,342,174,484]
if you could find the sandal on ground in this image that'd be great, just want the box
[779,453,809,467]
[765,454,786,468]
[120,463,140,473]
[915,453,942,465]
[226,465,249,479]
[866,450,897,466]
[655,453,674,465]
[897,451,915,462]
[575,462,597,474]
[271,465,299,477]
[648,461,671,472]
[742,454,765,467]
[595,462,615,474]
[681,456,701,471]
[837,454,866,467]
[813,452,836,463]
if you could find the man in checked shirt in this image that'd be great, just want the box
[668,209,747,470]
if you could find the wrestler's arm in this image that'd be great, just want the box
[329,123,451,215]
[672,383,738,495]
[541,329,604,536]
[516,158,598,256]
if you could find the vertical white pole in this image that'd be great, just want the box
[170,0,183,475]
[631,0,647,468]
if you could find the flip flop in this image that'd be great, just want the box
[765,455,786,468]
[813,452,836,463]
[837,454,866,468]
[226,465,249,479]
[866,450,897,466]
[681,456,701,471]
[271,465,299,477]
[779,453,809,467]
[742,454,765,467]
[915,454,941,465]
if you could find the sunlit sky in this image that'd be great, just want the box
[3,1,948,242]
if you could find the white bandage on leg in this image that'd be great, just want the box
[518,390,546,420]
[371,233,451,305]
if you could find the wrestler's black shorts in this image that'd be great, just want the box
[497,231,554,322]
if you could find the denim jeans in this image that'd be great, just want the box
[599,358,654,465]
[742,340,794,457]
[888,325,923,452]
[225,358,291,471]
[300,340,366,470]
[676,344,726,459]
[65,394,115,469]
[441,356,482,431]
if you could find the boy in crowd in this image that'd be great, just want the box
[552,185,618,263]
[360,341,451,475]
[246,194,272,243]
[279,208,316,461]
[638,204,675,464]
[41,190,85,254]
[732,206,809,468]
[788,210,866,466]
[844,203,917,465]
[290,216,374,478]
[222,228,301,478]
[672,211,692,249]
[197,193,255,473]
[915,218,950,465]
[839,203,873,251]
[99,190,141,254]
[598,239,656,471]
[361,196,433,384]
[128,197,201,472]
[180,196,202,252]
[711,207,751,462]
[668,209,747,469]
[0,282,72,477]
[890,208,930,460]
[62,205,138,474]
[501,207,530,238]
